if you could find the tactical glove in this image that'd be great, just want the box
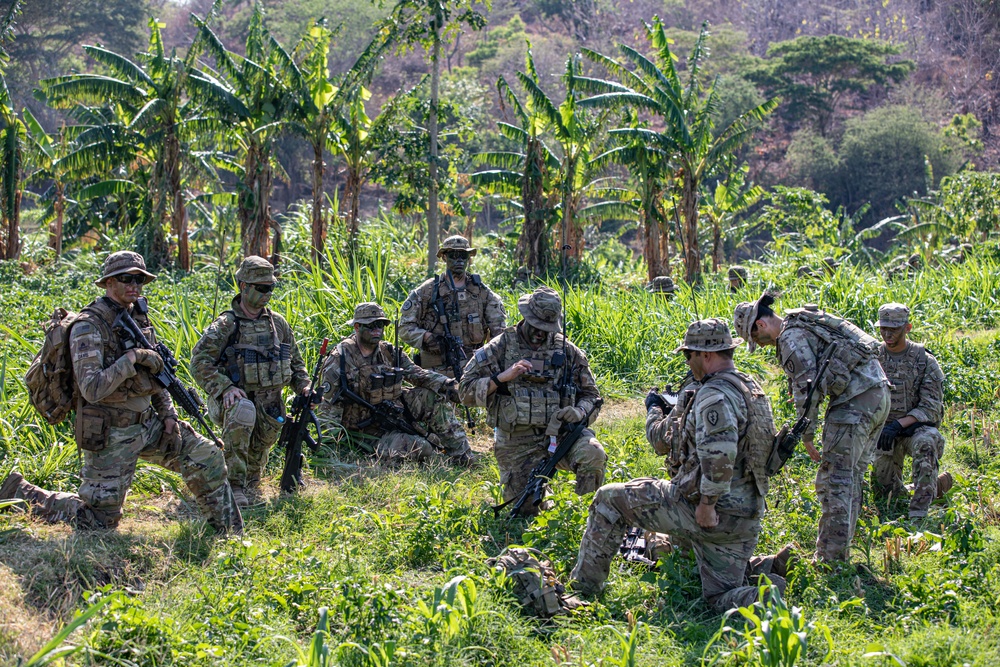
[645,390,668,412]
[444,379,461,403]
[877,420,902,451]
[132,348,164,374]
[554,405,586,423]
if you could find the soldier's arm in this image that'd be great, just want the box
[190,315,237,401]
[70,321,138,403]
[457,337,504,407]
[316,351,346,437]
[398,286,429,349]
[483,287,507,338]
[646,406,671,456]
[571,344,602,415]
[282,320,310,394]
[777,329,821,438]
[912,352,945,424]
[397,346,449,393]
[694,386,739,499]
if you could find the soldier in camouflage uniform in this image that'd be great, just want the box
[458,287,606,515]
[399,236,506,378]
[728,266,748,292]
[190,256,311,507]
[646,276,676,299]
[570,320,788,610]
[1,252,241,533]
[735,293,890,563]
[873,303,952,519]
[316,302,473,464]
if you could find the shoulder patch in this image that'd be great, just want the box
[707,409,719,426]
[475,349,488,363]
[402,299,413,311]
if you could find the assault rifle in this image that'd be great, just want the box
[619,527,656,568]
[433,278,475,431]
[493,399,603,521]
[278,339,329,494]
[335,353,433,442]
[113,299,224,448]
[765,346,835,476]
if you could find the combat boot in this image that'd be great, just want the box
[232,486,249,508]
[772,544,795,578]
[0,470,24,503]
[936,472,954,499]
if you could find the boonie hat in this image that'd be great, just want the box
[733,291,771,353]
[728,266,748,281]
[518,287,562,333]
[95,251,157,287]
[675,318,743,353]
[437,235,477,258]
[877,302,910,328]
[647,276,676,293]
[349,302,390,326]
[235,256,278,284]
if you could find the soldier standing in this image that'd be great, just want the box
[873,303,952,518]
[1,252,241,533]
[458,287,606,515]
[570,320,788,610]
[399,235,506,378]
[190,256,311,507]
[316,302,473,464]
[734,294,889,563]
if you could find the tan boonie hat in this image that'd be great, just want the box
[647,276,676,293]
[518,286,562,333]
[235,256,277,284]
[349,302,390,326]
[878,302,910,328]
[95,251,157,287]
[728,266,748,281]
[733,291,771,353]
[675,318,743,353]
[437,235,477,257]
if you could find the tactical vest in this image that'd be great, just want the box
[675,370,776,504]
[335,338,404,431]
[217,309,293,391]
[783,306,880,397]
[489,328,574,431]
[76,297,158,403]
[419,274,489,367]
[879,343,929,419]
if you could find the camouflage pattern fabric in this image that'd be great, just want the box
[398,273,506,374]
[569,478,784,610]
[488,547,585,617]
[191,295,309,489]
[316,335,470,462]
[9,417,239,532]
[875,341,946,517]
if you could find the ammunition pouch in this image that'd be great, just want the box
[75,404,111,452]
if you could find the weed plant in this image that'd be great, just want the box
[0,229,999,664]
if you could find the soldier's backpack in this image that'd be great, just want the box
[782,305,880,397]
[24,307,82,424]
[487,547,586,618]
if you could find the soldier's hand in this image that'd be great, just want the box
[803,438,821,462]
[223,385,248,409]
[695,499,719,529]
[878,420,902,451]
[645,390,668,412]
[498,359,532,383]
[422,332,441,353]
[443,378,461,403]
[131,348,164,374]
[554,405,586,423]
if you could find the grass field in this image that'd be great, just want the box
[1,238,999,666]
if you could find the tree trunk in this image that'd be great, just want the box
[311,139,326,263]
[50,182,64,257]
[240,140,273,259]
[175,189,189,271]
[642,185,662,281]
[166,126,188,271]
[3,189,20,260]
[518,136,548,275]
[711,213,722,272]
[344,166,361,247]
[426,27,441,275]
[682,171,701,284]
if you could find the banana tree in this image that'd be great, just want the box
[701,163,764,271]
[0,74,23,260]
[581,19,778,283]
[22,109,70,256]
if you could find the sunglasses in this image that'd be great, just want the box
[251,283,275,294]
[115,273,148,285]
[445,251,470,260]
[360,321,388,330]
[682,350,693,361]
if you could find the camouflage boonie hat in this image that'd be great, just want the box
[235,256,277,284]
[349,302,390,326]
[647,276,676,293]
[734,291,770,353]
[437,235,477,257]
[95,251,156,287]
[796,265,817,278]
[728,266,748,282]
[675,318,743,353]
[878,302,910,328]
[518,286,562,333]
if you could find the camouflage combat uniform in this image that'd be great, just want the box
[398,236,506,376]
[3,252,240,532]
[316,303,471,463]
[190,257,310,495]
[571,320,783,610]
[458,287,606,513]
[873,303,947,518]
[735,300,889,562]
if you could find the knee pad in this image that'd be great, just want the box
[227,398,257,430]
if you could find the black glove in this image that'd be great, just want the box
[877,420,902,451]
[645,390,668,412]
